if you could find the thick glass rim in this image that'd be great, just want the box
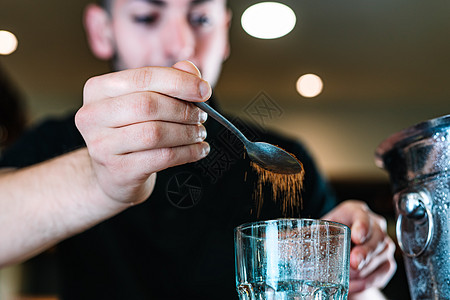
[235,218,350,234]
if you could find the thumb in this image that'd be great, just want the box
[172,60,211,101]
[172,60,202,78]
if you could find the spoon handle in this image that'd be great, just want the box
[194,101,249,144]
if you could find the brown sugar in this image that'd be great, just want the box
[251,158,305,218]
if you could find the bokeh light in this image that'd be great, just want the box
[296,74,323,98]
[241,2,296,39]
[0,30,18,55]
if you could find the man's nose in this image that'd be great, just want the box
[162,19,195,62]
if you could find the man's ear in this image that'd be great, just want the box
[83,4,114,60]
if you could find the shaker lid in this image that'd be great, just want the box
[375,114,450,169]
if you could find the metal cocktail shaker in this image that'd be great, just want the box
[375,114,450,300]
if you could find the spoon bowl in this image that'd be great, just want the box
[245,141,302,174]
[194,101,302,174]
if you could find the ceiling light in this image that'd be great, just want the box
[241,2,296,39]
[296,74,323,98]
[0,30,18,55]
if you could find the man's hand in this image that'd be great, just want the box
[75,61,211,205]
[322,200,396,295]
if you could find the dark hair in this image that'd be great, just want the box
[100,0,112,12]
[100,0,229,12]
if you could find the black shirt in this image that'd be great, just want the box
[0,100,336,299]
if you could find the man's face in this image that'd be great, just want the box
[106,0,230,86]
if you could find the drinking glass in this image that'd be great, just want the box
[234,219,350,300]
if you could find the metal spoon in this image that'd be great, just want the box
[194,101,302,174]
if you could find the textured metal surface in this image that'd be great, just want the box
[376,114,450,300]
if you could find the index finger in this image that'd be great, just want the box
[83,66,212,103]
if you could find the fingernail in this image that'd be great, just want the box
[201,143,210,157]
[357,229,366,244]
[199,80,211,100]
[357,253,366,271]
[352,222,366,243]
[187,60,202,77]
[197,126,207,141]
[199,110,208,123]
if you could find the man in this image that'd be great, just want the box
[0,0,396,298]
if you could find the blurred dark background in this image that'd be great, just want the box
[2,0,450,299]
